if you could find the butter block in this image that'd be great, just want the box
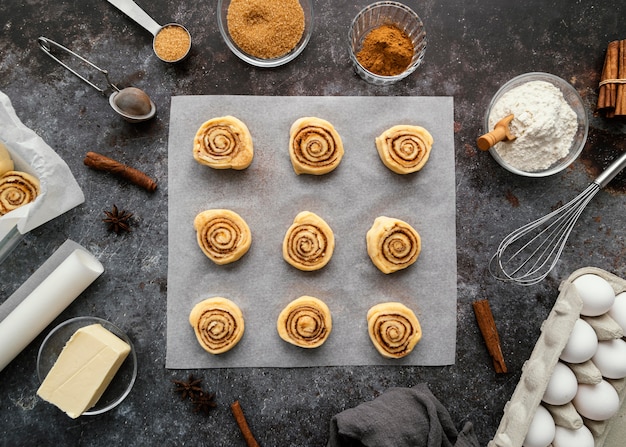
[37,323,131,418]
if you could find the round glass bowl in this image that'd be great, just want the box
[37,316,137,416]
[217,0,313,68]
[349,1,427,86]
[484,72,589,177]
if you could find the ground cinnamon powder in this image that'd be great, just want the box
[227,0,305,59]
[356,24,414,76]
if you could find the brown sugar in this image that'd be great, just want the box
[154,25,191,62]
[356,24,414,76]
[227,0,305,59]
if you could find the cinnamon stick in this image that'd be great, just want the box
[84,151,157,192]
[598,40,618,113]
[472,299,507,373]
[598,39,626,117]
[616,39,626,116]
[231,400,260,447]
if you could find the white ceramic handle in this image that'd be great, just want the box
[107,0,162,36]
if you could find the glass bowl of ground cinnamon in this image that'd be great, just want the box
[349,1,427,85]
[218,0,313,68]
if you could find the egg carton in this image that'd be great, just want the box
[488,267,626,447]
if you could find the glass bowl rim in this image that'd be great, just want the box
[348,1,427,83]
[216,0,314,68]
[484,71,589,177]
[36,315,137,416]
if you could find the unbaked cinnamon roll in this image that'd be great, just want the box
[189,297,245,354]
[375,125,433,174]
[282,211,334,271]
[289,117,344,175]
[277,296,332,348]
[193,116,253,170]
[367,302,422,359]
[0,170,40,216]
[366,216,421,274]
[194,209,251,264]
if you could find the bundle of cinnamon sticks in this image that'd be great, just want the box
[597,39,626,118]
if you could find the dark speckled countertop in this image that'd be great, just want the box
[1,1,626,446]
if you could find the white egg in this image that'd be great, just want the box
[560,319,598,363]
[552,425,594,447]
[573,380,620,421]
[542,361,578,405]
[592,338,626,379]
[608,291,626,332]
[523,404,555,447]
[573,273,615,316]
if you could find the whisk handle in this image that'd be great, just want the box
[595,151,626,188]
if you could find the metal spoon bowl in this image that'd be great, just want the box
[109,87,156,123]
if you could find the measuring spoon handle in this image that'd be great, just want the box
[107,0,162,36]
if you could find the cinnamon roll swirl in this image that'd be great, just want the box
[366,216,421,274]
[367,302,422,359]
[277,296,332,348]
[282,211,335,271]
[289,117,344,175]
[194,209,251,265]
[0,170,40,216]
[189,297,245,354]
[193,116,254,170]
[375,125,433,174]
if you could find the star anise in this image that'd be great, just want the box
[103,204,133,234]
[191,391,217,414]
[172,374,204,401]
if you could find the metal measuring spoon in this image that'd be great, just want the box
[38,37,156,123]
[107,0,191,63]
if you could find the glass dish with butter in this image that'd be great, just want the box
[36,316,137,417]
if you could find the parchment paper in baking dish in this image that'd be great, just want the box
[166,95,456,368]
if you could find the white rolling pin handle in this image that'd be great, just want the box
[0,249,104,372]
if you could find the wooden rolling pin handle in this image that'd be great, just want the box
[476,114,516,151]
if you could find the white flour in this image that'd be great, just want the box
[488,80,578,172]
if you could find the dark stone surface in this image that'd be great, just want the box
[1,1,625,445]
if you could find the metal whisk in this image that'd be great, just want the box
[490,151,626,286]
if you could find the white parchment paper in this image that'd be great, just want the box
[0,91,84,239]
[166,95,456,368]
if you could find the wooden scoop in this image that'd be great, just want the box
[477,114,516,151]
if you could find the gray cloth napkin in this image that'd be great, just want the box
[327,385,480,447]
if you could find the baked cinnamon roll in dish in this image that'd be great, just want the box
[277,296,332,348]
[194,209,251,265]
[193,116,253,170]
[189,297,245,354]
[367,302,422,359]
[366,216,421,274]
[375,125,433,174]
[282,211,334,271]
[289,117,344,175]
[0,170,40,216]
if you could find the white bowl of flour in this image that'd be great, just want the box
[484,72,588,177]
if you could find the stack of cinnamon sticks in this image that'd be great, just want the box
[597,39,626,118]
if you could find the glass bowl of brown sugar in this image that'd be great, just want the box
[217,0,313,68]
[349,1,427,85]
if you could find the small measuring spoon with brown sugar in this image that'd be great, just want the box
[477,114,516,151]
[107,0,191,63]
